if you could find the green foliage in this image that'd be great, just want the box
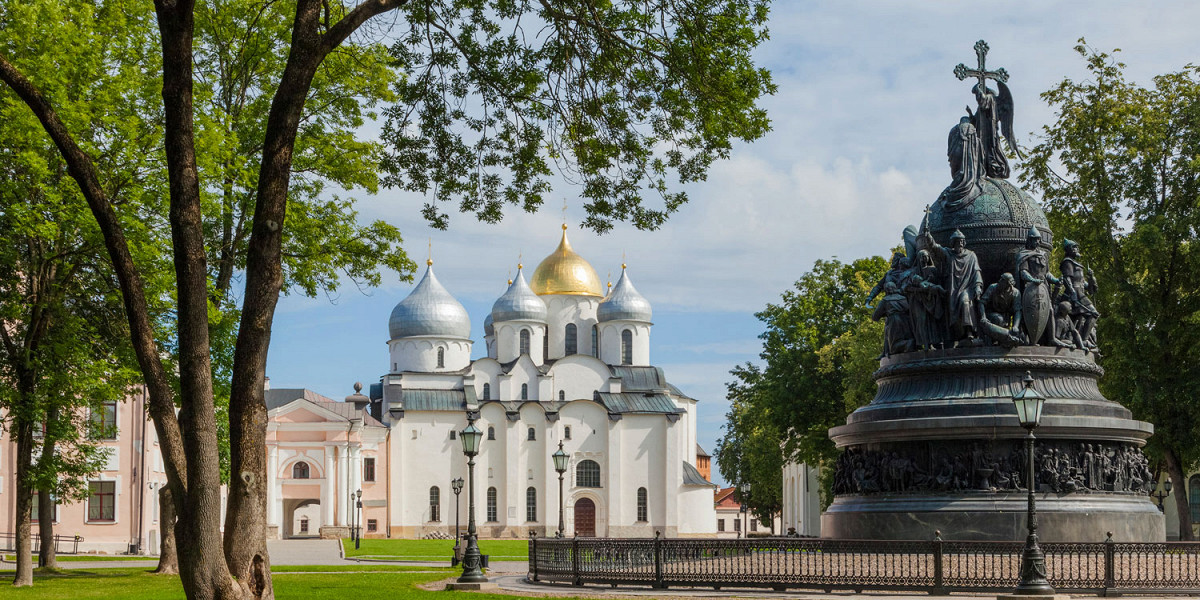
[380,0,776,232]
[715,256,887,517]
[1020,42,1200,472]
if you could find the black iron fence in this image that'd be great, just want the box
[0,532,84,555]
[528,533,1200,595]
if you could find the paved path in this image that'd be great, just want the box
[266,539,346,566]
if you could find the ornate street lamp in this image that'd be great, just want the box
[1011,371,1055,596]
[552,441,569,538]
[355,489,363,550]
[452,477,465,557]
[738,502,747,539]
[457,414,487,583]
[1153,478,1173,512]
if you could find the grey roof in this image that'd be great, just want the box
[484,312,494,336]
[597,268,652,323]
[696,443,710,458]
[611,366,669,391]
[682,461,716,487]
[595,392,682,414]
[491,267,547,323]
[310,400,385,427]
[265,388,334,410]
[394,389,466,411]
[388,264,471,340]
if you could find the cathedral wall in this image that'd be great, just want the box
[676,485,719,535]
[518,404,549,528]
[598,322,651,365]
[494,321,546,364]
[390,411,473,537]
[548,358,607,401]
[387,337,471,373]
[543,296,600,359]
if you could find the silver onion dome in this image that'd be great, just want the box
[597,267,652,322]
[491,266,547,323]
[388,263,471,339]
[483,311,495,337]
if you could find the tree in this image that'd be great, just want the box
[715,257,886,517]
[1021,41,1200,540]
[0,1,774,598]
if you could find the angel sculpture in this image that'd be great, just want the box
[954,40,1023,179]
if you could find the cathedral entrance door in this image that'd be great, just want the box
[574,498,596,537]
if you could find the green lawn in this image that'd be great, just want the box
[2,554,153,562]
[0,567,537,599]
[341,537,529,560]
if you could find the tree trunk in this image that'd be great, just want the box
[12,417,34,586]
[154,486,179,575]
[36,402,60,570]
[1165,446,1193,540]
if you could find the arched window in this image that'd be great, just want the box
[1190,475,1200,523]
[565,323,577,355]
[292,462,310,479]
[526,487,537,522]
[577,459,601,488]
[487,426,496,440]
[591,325,599,357]
[519,329,530,355]
[482,383,490,400]
[437,347,445,368]
[487,487,498,522]
[429,486,441,522]
[564,425,572,440]
[621,329,633,365]
[543,333,548,362]
[521,383,529,400]
[527,427,536,441]
[559,390,565,401]
[637,487,648,522]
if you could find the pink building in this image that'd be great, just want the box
[0,389,169,554]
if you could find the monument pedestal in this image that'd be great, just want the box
[827,347,1163,542]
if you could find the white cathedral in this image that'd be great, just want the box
[263,226,717,540]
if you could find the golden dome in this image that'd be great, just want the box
[530,226,604,296]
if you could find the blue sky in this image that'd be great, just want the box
[264,2,1200,487]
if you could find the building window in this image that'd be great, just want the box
[487,426,495,440]
[292,462,311,479]
[1190,475,1200,523]
[717,518,725,532]
[527,427,536,441]
[559,390,565,401]
[621,329,633,365]
[437,347,445,368]
[526,487,537,522]
[429,486,441,522]
[367,519,378,532]
[519,329,530,355]
[482,383,490,400]
[89,401,118,440]
[750,519,758,532]
[299,518,309,534]
[565,323,577,355]
[564,425,572,440]
[576,460,601,488]
[32,494,56,523]
[637,487,648,522]
[487,487,498,522]
[543,333,548,362]
[734,518,741,532]
[591,325,598,357]
[364,457,376,483]
[450,430,457,440]
[88,481,116,522]
[521,383,528,400]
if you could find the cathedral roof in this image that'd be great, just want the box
[597,267,652,322]
[682,461,716,487]
[491,266,548,323]
[530,225,603,296]
[388,263,471,340]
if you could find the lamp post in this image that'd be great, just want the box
[1153,478,1173,512]
[1011,371,1055,596]
[452,477,465,556]
[457,413,487,583]
[738,503,747,539]
[553,441,568,538]
[355,489,363,550]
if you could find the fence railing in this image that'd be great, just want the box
[527,532,1200,595]
[0,532,84,555]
